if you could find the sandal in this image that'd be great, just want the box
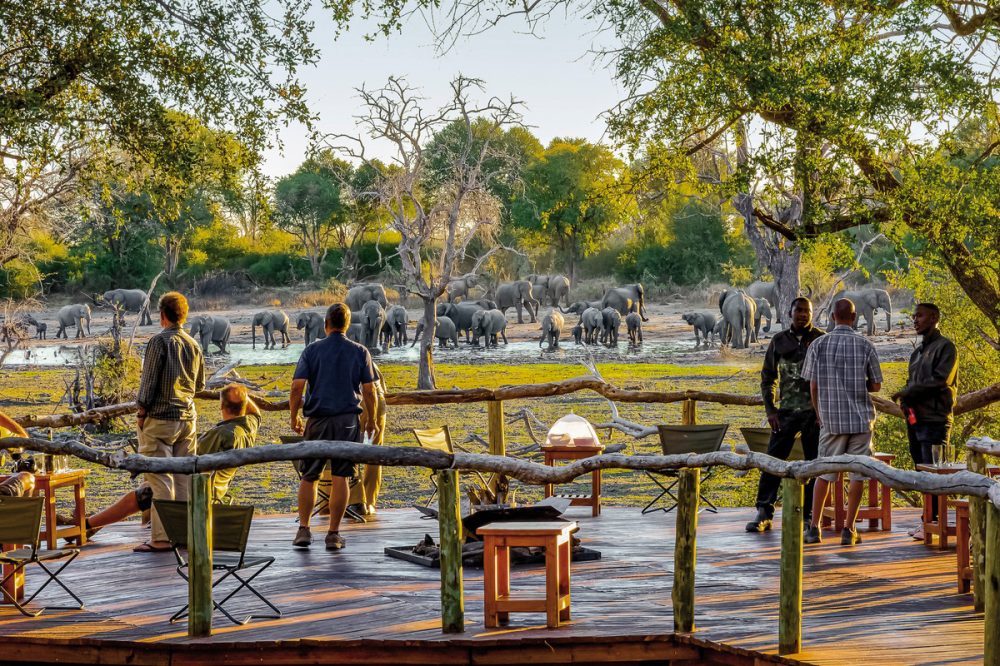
[133,542,172,553]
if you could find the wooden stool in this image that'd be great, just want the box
[542,444,603,517]
[478,521,576,629]
[954,499,972,593]
[821,452,894,532]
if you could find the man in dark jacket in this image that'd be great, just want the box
[746,297,824,532]
[892,303,958,538]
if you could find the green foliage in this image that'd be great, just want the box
[0,259,42,299]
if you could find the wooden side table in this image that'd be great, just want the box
[821,452,895,532]
[0,470,89,549]
[542,444,604,517]
[478,521,576,629]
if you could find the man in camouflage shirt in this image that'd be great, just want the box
[746,297,824,532]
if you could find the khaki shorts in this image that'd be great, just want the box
[818,429,872,482]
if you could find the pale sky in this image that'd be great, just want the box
[260,7,624,178]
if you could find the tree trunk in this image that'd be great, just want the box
[417,297,437,390]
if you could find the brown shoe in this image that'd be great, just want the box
[293,526,312,548]
[325,532,345,551]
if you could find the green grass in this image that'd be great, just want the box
[0,361,922,516]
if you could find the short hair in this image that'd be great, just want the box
[326,303,350,331]
[158,292,188,324]
[833,298,856,321]
[220,383,248,414]
[789,297,812,312]
[915,303,940,316]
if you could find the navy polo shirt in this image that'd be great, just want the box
[293,332,375,418]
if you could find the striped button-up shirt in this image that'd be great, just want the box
[137,326,206,421]
[801,325,883,434]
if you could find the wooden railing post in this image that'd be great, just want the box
[968,450,988,612]
[779,478,804,655]
[188,473,213,637]
[487,400,505,457]
[681,399,697,426]
[672,467,699,632]
[437,468,464,633]
[985,500,1000,665]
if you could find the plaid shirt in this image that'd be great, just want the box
[801,325,883,434]
[137,326,206,421]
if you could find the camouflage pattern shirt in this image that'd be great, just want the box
[761,325,825,415]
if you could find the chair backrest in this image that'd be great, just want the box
[413,426,453,454]
[153,500,254,554]
[0,495,42,549]
[656,424,729,456]
[740,427,805,461]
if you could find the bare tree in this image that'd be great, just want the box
[329,76,524,389]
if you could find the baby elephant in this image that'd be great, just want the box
[626,312,643,345]
[572,323,584,345]
[539,310,564,350]
[681,312,717,346]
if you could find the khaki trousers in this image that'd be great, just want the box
[139,417,197,543]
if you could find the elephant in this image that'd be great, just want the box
[527,274,571,308]
[682,312,717,346]
[412,315,460,348]
[601,283,649,321]
[21,315,46,340]
[55,304,91,339]
[470,309,508,348]
[560,300,602,317]
[346,322,365,344]
[747,281,781,326]
[189,315,232,353]
[446,274,479,303]
[571,323,584,345]
[493,280,539,324]
[754,298,773,338]
[384,305,408,347]
[581,307,603,345]
[252,310,291,349]
[345,283,388,312]
[626,312,643,345]
[539,310,564,350]
[101,288,153,326]
[359,300,386,350]
[469,298,498,311]
[296,312,326,346]
[828,288,892,335]
[600,307,622,346]
[718,289,757,349]
[436,301,486,343]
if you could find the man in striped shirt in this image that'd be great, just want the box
[801,298,883,546]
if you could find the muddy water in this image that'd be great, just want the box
[2,339,723,368]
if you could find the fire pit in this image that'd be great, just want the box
[385,498,602,568]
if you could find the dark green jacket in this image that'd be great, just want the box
[899,329,958,424]
[761,325,825,415]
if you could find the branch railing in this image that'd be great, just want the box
[1,433,999,659]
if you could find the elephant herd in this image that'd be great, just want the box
[681,281,894,349]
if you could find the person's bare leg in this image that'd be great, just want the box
[845,480,865,527]
[297,480,317,528]
[810,478,830,529]
[327,476,350,533]
[89,491,141,529]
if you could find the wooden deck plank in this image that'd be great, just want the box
[0,507,984,664]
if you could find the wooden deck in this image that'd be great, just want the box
[0,506,984,665]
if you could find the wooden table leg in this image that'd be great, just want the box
[543,454,554,499]
[483,536,498,628]
[558,536,571,621]
[938,494,949,550]
[591,470,601,517]
[923,493,934,546]
[545,536,560,628]
[880,477,892,531]
[73,481,87,546]
[497,544,510,626]
[1,543,24,605]
[43,482,58,550]
[834,472,846,532]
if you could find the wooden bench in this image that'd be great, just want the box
[542,444,603,517]
[821,452,894,532]
[954,499,972,593]
[477,521,576,629]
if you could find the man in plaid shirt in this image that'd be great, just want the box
[801,298,883,546]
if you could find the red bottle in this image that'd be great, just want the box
[906,408,917,426]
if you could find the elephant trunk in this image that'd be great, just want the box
[885,309,892,333]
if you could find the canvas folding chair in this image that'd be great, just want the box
[740,427,805,460]
[641,424,729,515]
[153,499,281,626]
[0,495,84,617]
[412,426,494,510]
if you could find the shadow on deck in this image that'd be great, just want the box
[0,507,982,665]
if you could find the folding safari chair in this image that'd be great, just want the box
[412,426,494,510]
[153,499,281,626]
[641,424,729,515]
[739,427,805,461]
[0,495,84,617]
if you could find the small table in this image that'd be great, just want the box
[914,463,986,550]
[478,521,576,629]
[542,444,604,517]
[821,452,895,532]
[0,470,89,550]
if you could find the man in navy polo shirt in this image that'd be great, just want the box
[289,303,379,551]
